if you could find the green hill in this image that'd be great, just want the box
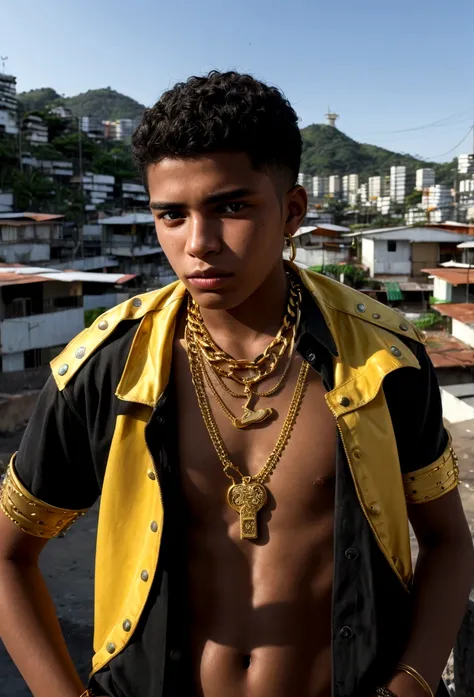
[301,124,455,185]
[18,87,146,122]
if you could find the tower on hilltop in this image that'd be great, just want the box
[325,106,339,128]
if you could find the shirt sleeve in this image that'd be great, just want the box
[383,339,459,503]
[11,374,100,511]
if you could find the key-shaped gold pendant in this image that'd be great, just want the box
[227,479,268,539]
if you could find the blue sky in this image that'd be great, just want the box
[1,0,473,162]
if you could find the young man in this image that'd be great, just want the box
[0,71,473,697]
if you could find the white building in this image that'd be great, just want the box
[0,265,136,373]
[348,226,468,277]
[312,176,328,199]
[416,168,435,191]
[22,114,49,144]
[358,183,368,204]
[297,172,313,192]
[48,105,73,119]
[115,118,140,141]
[0,192,14,213]
[286,224,351,267]
[390,166,407,204]
[80,116,104,139]
[421,185,453,223]
[122,182,148,205]
[458,154,474,175]
[72,172,115,211]
[405,206,427,225]
[368,176,383,200]
[0,213,64,264]
[0,73,19,136]
[342,174,359,204]
[328,175,341,197]
[377,197,391,215]
[22,157,74,179]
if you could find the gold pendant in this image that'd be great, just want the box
[234,406,273,429]
[227,479,267,539]
[234,387,273,429]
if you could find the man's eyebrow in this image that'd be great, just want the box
[150,187,257,211]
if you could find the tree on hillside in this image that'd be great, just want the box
[12,170,56,211]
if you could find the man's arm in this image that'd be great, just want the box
[0,512,86,697]
[0,375,100,697]
[387,488,474,696]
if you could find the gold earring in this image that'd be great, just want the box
[285,233,296,263]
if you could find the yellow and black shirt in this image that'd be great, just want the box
[1,268,457,697]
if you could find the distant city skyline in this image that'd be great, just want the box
[2,0,473,162]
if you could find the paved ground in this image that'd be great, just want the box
[0,422,473,695]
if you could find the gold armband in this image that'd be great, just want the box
[0,455,87,538]
[403,434,459,505]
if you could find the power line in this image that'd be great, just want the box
[424,125,474,160]
[351,106,474,137]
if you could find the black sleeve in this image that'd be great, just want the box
[383,339,449,475]
[13,375,100,510]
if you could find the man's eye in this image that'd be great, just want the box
[161,212,183,221]
[220,202,246,214]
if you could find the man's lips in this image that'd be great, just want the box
[186,272,234,289]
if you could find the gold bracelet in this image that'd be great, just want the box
[79,690,94,697]
[396,663,434,697]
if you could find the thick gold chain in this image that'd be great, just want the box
[186,325,310,485]
[187,274,302,387]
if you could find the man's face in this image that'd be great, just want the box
[147,152,306,310]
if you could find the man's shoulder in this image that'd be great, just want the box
[50,280,185,391]
[301,268,425,347]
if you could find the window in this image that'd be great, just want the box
[387,241,397,253]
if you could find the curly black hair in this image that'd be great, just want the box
[132,71,302,188]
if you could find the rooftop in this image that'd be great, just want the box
[0,213,64,223]
[433,303,474,327]
[345,226,469,243]
[0,264,136,287]
[422,267,474,285]
[100,213,154,226]
[425,331,474,369]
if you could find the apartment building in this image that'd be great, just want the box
[459,154,474,176]
[71,172,115,211]
[342,174,359,204]
[312,176,328,199]
[0,73,18,136]
[328,175,341,197]
[390,166,407,204]
[0,213,64,264]
[416,168,435,191]
[422,185,453,223]
[22,114,49,144]
[21,156,74,179]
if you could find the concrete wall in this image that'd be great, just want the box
[441,386,474,423]
[2,352,24,372]
[0,243,50,263]
[433,277,452,302]
[294,246,349,268]
[452,318,474,348]
[361,238,375,276]
[1,308,84,355]
[373,239,411,275]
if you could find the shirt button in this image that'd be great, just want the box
[75,346,86,359]
[370,504,381,515]
[390,346,402,358]
[148,471,156,480]
[339,626,354,640]
[340,396,351,407]
[356,303,366,313]
[345,548,359,561]
[132,297,143,307]
[98,320,109,330]
[170,649,182,661]
[305,350,316,364]
[141,570,149,582]
[106,642,116,654]
[122,619,132,632]
[150,521,158,533]
[58,364,69,376]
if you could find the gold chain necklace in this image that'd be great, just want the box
[186,326,309,540]
[200,326,297,429]
[186,274,302,387]
[186,274,302,428]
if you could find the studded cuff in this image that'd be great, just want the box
[0,454,88,538]
[403,435,459,504]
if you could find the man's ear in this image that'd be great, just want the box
[285,185,307,235]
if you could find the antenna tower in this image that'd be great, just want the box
[325,106,339,128]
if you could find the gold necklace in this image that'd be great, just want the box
[186,274,302,387]
[186,274,302,428]
[200,325,298,429]
[186,328,309,540]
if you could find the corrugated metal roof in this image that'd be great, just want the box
[100,213,154,225]
[425,331,474,369]
[422,267,474,285]
[433,303,474,326]
[0,212,64,222]
[0,264,136,286]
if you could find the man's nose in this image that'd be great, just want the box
[185,215,221,258]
